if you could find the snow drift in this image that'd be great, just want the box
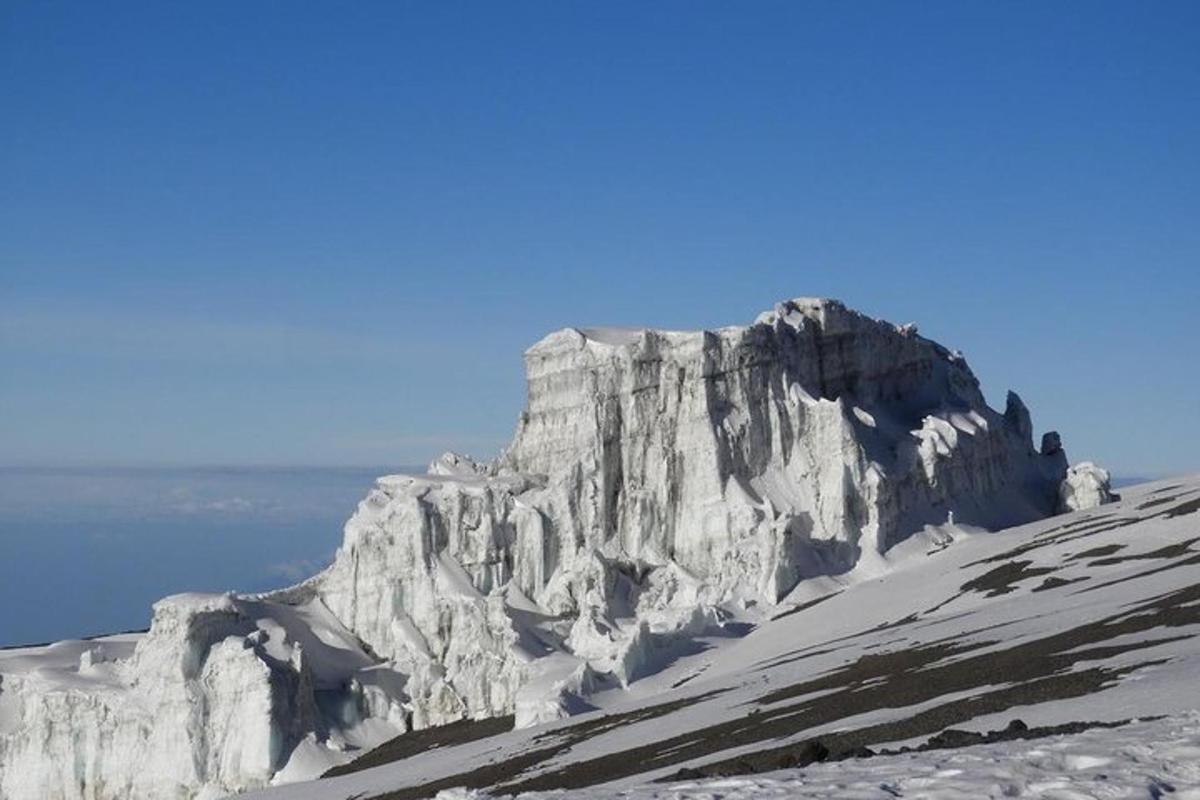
[0,298,1110,799]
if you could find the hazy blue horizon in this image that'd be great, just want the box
[0,464,419,646]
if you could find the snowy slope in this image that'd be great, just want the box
[239,475,1200,799]
[433,712,1200,800]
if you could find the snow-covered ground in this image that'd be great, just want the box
[238,475,1200,800]
[441,712,1200,800]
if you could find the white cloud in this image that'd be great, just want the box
[0,467,376,525]
[161,487,262,516]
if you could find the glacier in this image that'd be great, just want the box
[0,298,1111,800]
[240,474,1200,800]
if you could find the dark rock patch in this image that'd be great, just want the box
[922,726,990,748]
[965,514,1134,568]
[1033,576,1088,592]
[1033,513,1120,540]
[771,590,842,621]
[323,715,518,778]
[960,559,1056,597]
[874,613,920,631]
[1069,543,1125,560]
[920,595,968,617]
[670,665,709,689]
[1076,550,1200,595]
[363,690,730,799]
[1139,495,1180,510]
[874,716,1150,756]
[667,739,835,780]
[1089,537,1199,566]
[1163,497,1200,519]
[754,645,844,671]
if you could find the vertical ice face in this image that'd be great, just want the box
[1059,462,1116,512]
[0,298,1105,800]
[0,593,342,800]
[312,298,1081,736]
[498,298,1065,582]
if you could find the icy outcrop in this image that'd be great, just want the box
[0,592,391,800]
[1058,462,1115,512]
[0,298,1110,800]
[0,593,401,800]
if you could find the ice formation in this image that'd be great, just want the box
[0,298,1109,799]
[1057,461,1115,512]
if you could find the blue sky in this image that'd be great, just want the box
[2,1,1198,475]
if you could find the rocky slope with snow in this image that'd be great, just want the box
[406,712,1200,800]
[0,298,1109,799]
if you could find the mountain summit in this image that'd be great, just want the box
[0,299,1113,799]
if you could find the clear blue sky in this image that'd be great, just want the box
[2,1,1198,476]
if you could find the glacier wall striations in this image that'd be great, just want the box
[0,298,1110,799]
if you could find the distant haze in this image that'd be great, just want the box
[0,466,411,646]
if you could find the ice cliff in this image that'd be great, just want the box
[1058,462,1116,512]
[0,298,1111,799]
